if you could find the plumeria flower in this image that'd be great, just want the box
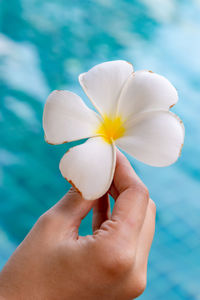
[43,60,184,200]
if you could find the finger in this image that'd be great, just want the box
[134,199,156,272]
[49,186,94,230]
[111,150,149,243]
[92,193,111,232]
[108,182,119,200]
[122,200,156,298]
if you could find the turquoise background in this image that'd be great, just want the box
[0,0,200,299]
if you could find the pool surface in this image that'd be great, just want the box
[0,0,200,299]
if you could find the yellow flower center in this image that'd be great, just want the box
[96,114,126,144]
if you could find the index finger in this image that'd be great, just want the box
[110,150,149,243]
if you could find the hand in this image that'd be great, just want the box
[0,151,156,300]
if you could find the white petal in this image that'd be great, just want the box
[43,90,101,145]
[59,137,116,200]
[117,70,178,121]
[79,60,133,117]
[116,111,184,167]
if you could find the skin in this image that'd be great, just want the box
[0,151,156,300]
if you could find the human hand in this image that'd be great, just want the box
[0,150,156,300]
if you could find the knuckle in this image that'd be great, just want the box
[37,211,58,229]
[100,243,134,277]
[100,219,119,232]
[135,273,147,296]
[149,198,156,214]
[140,184,149,201]
[124,269,147,299]
[132,183,149,202]
[128,272,147,298]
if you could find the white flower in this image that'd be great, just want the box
[43,60,184,200]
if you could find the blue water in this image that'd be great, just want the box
[0,0,200,299]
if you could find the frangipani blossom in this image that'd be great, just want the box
[43,60,184,200]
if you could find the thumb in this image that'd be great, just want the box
[50,187,94,231]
